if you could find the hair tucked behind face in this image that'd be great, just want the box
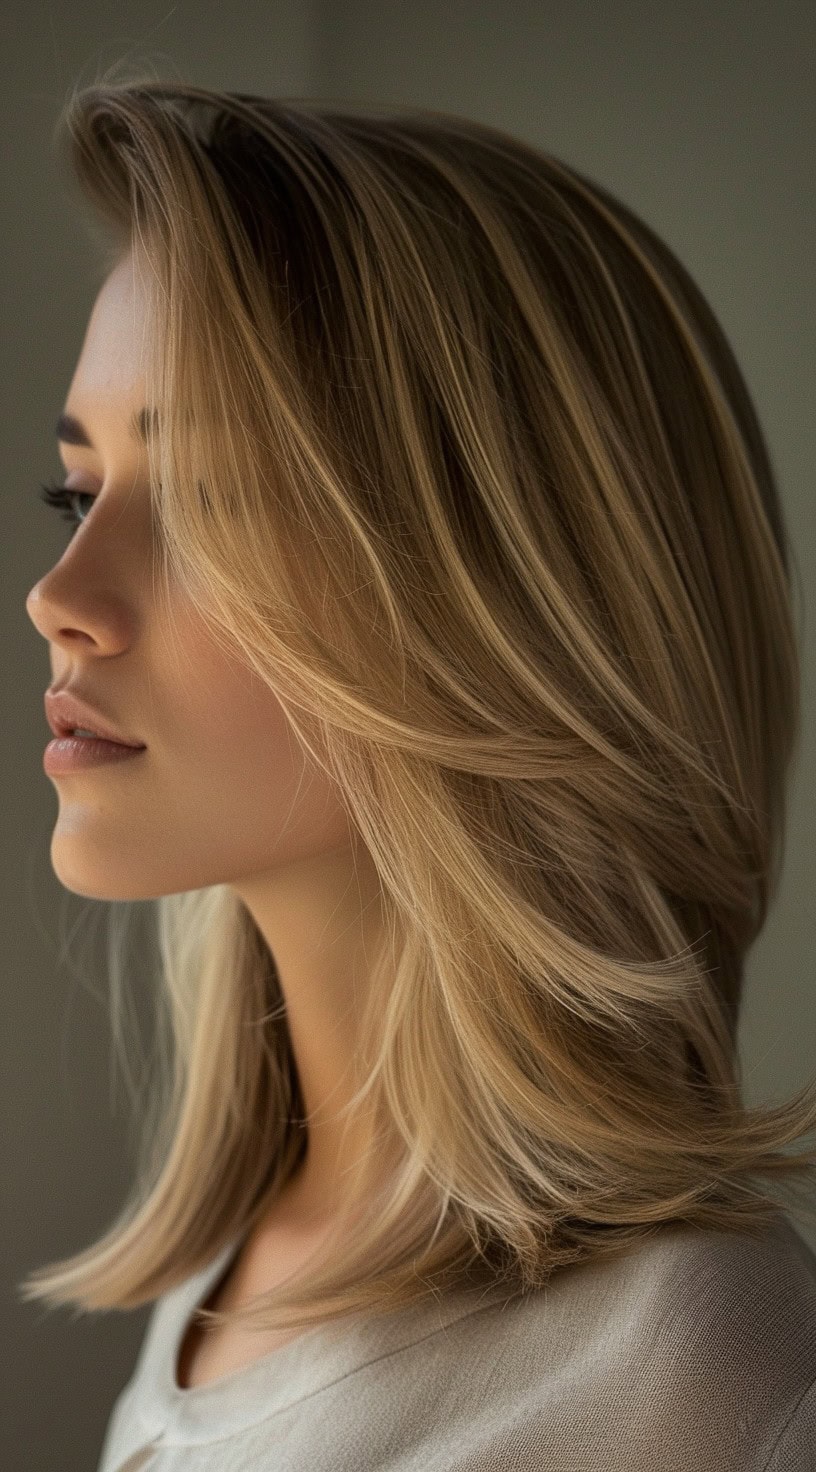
[19,64,816,1338]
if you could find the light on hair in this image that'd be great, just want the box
[20,63,816,1340]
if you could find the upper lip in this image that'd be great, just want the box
[44,687,146,748]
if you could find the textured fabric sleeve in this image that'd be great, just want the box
[761,1376,816,1471]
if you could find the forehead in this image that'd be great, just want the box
[69,252,153,401]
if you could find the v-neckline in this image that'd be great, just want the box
[127,1236,515,1445]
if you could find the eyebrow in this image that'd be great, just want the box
[54,407,158,447]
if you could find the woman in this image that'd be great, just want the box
[21,72,816,1470]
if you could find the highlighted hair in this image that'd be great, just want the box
[20,65,816,1338]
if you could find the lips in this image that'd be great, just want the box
[44,687,146,749]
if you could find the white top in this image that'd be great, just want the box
[96,1208,816,1471]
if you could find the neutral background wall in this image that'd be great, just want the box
[2,3,814,1467]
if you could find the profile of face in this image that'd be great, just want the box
[25,254,357,903]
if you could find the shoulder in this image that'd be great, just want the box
[762,1373,816,1472]
[484,1208,816,1365]
[430,1211,816,1471]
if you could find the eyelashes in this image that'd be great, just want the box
[38,479,94,532]
[38,478,188,543]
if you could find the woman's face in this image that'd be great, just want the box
[25,253,356,901]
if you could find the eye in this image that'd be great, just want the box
[38,479,96,534]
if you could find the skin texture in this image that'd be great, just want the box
[25,253,386,1235]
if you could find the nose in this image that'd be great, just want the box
[25,562,137,658]
[26,579,96,653]
[25,580,49,637]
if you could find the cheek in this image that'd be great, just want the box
[216,698,301,789]
[159,608,354,854]
[177,664,353,852]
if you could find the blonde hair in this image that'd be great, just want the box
[20,66,816,1341]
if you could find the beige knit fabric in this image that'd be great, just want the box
[96,1210,816,1471]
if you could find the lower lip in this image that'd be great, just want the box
[44,736,147,774]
